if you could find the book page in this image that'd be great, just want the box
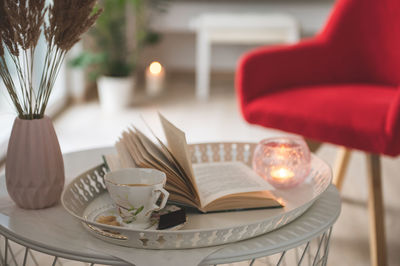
[121,131,148,168]
[103,154,122,171]
[134,127,182,177]
[142,118,192,188]
[158,113,201,203]
[133,129,189,191]
[115,140,136,168]
[135,127,199,198]
[193,161,275,207]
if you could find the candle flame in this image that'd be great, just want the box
[271,168,294,180]
[149,61,162,75]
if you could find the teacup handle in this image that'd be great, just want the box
[153,188,169,211]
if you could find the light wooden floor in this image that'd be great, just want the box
[1,74,400,265]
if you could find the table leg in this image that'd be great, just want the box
[312,231,327,266]
[22,247,29,266]
[0,237,3,265]
[276,250,286,266]
[28,249,39,266]
[52,256,58,266]
[322,227,333,266]
[8,241,18,266]
[4,237,8,265]
[298,241,310,265]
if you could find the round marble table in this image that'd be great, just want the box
[0,148,341,265]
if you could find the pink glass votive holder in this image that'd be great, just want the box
[252,137,311,189]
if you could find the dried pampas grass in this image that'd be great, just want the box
[0,0,102,119]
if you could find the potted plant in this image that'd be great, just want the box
[70,0,163,113]
[0,0,101,209]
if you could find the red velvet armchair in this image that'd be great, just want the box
[236,0,399,265]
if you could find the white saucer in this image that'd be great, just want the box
[84,196,185,231]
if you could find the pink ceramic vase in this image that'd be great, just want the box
[5,116,65,209]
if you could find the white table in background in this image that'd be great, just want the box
[0,147,340,265]
[191,13,300,100]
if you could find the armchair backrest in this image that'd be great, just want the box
[320,0,400,86]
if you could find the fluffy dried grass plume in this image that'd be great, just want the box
[5,0,46,51]
[0,0,102,119]
[46,0,103,51]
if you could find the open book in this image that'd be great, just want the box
[104,113,282,213]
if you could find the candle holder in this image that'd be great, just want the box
[252,137,311,189]
[146,61,165,96]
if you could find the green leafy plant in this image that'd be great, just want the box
[70,0,166,79]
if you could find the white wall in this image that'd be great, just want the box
[144,1,334,71]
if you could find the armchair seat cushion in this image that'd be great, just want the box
[244,84,398,155]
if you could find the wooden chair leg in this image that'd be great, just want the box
[366,154,387,266]
[333,147,351,191]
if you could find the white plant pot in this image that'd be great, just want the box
[97,76,135,113]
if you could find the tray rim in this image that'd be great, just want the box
[61,142,332,248]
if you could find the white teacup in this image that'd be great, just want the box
[104,168,169,229]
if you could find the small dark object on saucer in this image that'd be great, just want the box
[157,208,186,230]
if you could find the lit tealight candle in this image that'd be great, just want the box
[146,61,165,96]
[253,137,311,189]
[271,168,295,180]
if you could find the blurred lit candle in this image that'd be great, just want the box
[252,137,311,189]
[146,61,165,96]
[270,167,295,181]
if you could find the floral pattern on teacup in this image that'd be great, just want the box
[117,204,145,224]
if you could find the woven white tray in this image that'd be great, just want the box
[61,142,332,249]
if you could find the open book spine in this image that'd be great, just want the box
[104,114,282,213]
[114,127,201,209]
